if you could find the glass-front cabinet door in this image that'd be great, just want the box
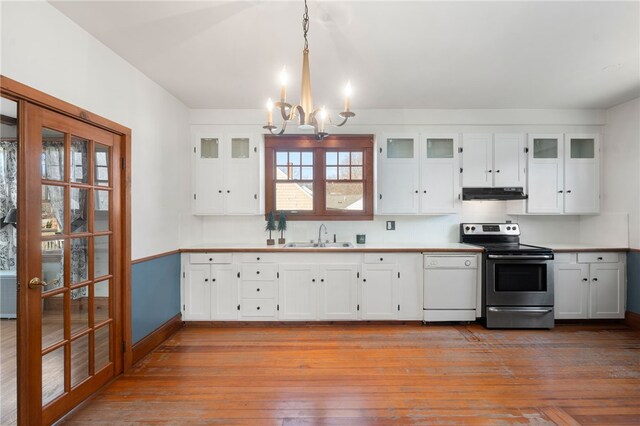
[527,134,564,214]
[419,135,458,214]
[377,134,419,214]
[564,134,599,214]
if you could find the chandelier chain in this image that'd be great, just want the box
[302,0,310,52]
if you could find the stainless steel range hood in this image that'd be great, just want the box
[462,187,527,201]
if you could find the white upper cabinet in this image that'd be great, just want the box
[526,133,599,214]
[462,133,525,188]
[419,135,459,214]
[192,131,260,215]
[377,134,420,214]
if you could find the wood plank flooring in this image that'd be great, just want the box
[62,323,640,425]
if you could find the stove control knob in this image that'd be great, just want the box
[465,226,470,231]
[471,226,476,231]
[512,225,517,230]
[506,226,511,230]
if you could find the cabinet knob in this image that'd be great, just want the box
[566,190,572,193]
[415,190,418,194]
[423,190,427,194]
[256,288,260,292]
[363,279,367,282]
[218,190,222,193]
[597,257,603,260]
[380,257,384,261]
[256,271,260,274]
[257,306,260,310]
[558,190,564,193]
[257,257,260,261]
[212,278,216,282]
[204,278,209,282]
[312,279,316,282]
[582,278,588,282]
[227,190,230,193]
[496,170,500,173]
[321,279,324,282]
[209,258,213,261]
[488,169,492,173]
[592,278,598,282]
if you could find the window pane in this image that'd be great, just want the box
[231,138,250,158]
[94,236,110,279]
[301,167,313,180]
[326,166,337,180]
[94,144,110,186]
[70,187,88,233]
[352,166,363,180]
[94,324,111,372]
[570,138,595,159]
[351,152,363,165]
[326,152,337,166]
[71,334,89,388]
[338,167,350,180]
[94,280,110,324]
[301,152,313,165]
[387,138,414,159]
[427,139,454,158]
[291,167,301,180]
[42,129,64,181]
[71,137,89,183]
[276,152,288,165]
[533,139,558,159]
[289,152,301,166]
[338,152,350,165]
[42,346,65,406]
[70,285,89,335]
[201,138,219,158]
[42,185,64,235]
[94,190,110,232]
[275,182,313,211]
[71,238,88,284]
[326,182,363,211]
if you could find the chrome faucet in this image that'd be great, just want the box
[317,224,328,247]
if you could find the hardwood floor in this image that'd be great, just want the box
[61,323,640,425]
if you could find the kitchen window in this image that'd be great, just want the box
[265,135,374,220]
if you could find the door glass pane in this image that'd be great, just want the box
[94,280,110,324]
[70,286,89,335]
[94,236,110,279]
[42,346,65,406]
[231,138,250,158]
[94,143,110,186]
[70,137,89,183]
[71,238,88,284]
[301,167,313,180]
[94,325,111,371]
[427,139,454,158]
[42,240,64,293]
[301,152,313,165]
[71,334,90,388]
[42,185,64,235]
[70,187,88,233]
[570,138,595,159]
[533,139,558,159]
[326,167,337,180]
[326,182,363,211]
[94,190,110,232]
[275,182,313,211]
[351,152,363,165]
[200,138,219,158]
[387,138,414,159]
[42,293,65,349]
[326,152,337,166]
[42,129,65,180]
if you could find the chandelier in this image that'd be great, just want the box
[263,0,355,140]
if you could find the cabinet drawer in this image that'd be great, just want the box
[190,253,233,264]
[237,253,277,263]
[241,299,276,317]
[577,253,619,263]
[240,263,277,280]
[241,281,275,299]
[363,253,397,264]
[554,253,576,264]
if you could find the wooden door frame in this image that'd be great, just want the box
[0,75,133,424]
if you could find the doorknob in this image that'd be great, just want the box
[28,277,48,289]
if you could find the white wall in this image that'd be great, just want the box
[602,97,640,248]
[181,108,612,247]
[1,0,189,259]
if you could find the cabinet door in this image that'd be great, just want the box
[493,134,525,188]
[554,263,589,319]
[211,265,239,320]
[527,134,564,214]
[420,136,458,214]
[461,134,492,187]
[589,263,625,319]
[278,264,318,320]
[224,135,260,214]
[564,135,599,214]
[193,134,224,214]
[397,254,423,320]
[184,264,211,320]
[318,264,358,320]
[361,264,398,320]
[377,135,419,214]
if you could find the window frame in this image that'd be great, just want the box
[265,134,374,220]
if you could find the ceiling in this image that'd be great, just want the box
[49,1,640,110]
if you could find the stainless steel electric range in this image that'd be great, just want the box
[460,223,555,329]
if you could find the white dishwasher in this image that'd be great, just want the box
[423,255,478,322]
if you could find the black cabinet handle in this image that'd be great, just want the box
[256,271,260,275]
[592,278,598,282]
[496,170,500,173]
[212,278,216,282]
[321,279,324,282]
[257,306,260,310]
[218,190,222,193]
[488,169,492,173]
[257,257,261,261]
[423,190,427,193]
[256,288,260,292]
[414,190,418,193]
[558,190,564,193]
[363,279,367,282]
[209,258,213,261]
[204,278,209,282]
[566,190,572,193]
[582,278,588,282]
[312,279,316,282]
[597,257,603,260]
[380,257,384,261]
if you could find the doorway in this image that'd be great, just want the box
[1,77,131,426]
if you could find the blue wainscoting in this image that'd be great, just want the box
[131,253,181,344]
[628,251,640,314]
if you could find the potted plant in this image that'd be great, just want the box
[277,211,287,244]
[265,210,276,245]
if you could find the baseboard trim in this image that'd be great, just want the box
[132,313,183,365]
[625,311,640,329]
[183,320,423,327]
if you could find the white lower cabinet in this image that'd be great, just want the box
[397,254,423,320]
[278,264,318,320]
[183,259,238,321]
[361,263,399,320]
[554,252,625,319]
[318,264,359,320]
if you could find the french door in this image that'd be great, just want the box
[23,103,123,425]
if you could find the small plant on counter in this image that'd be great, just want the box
[277,211,287,244]
[265,210,276,245]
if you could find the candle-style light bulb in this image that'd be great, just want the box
[266,98,274,125]
[279,66,288,102]
[344,81,352,112]
[318,106,327,132]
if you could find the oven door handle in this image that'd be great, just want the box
[487,307,553,314]
[486,254,554,260]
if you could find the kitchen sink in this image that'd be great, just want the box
[283,242,354,248]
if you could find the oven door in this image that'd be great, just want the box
[485,254,554,307]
